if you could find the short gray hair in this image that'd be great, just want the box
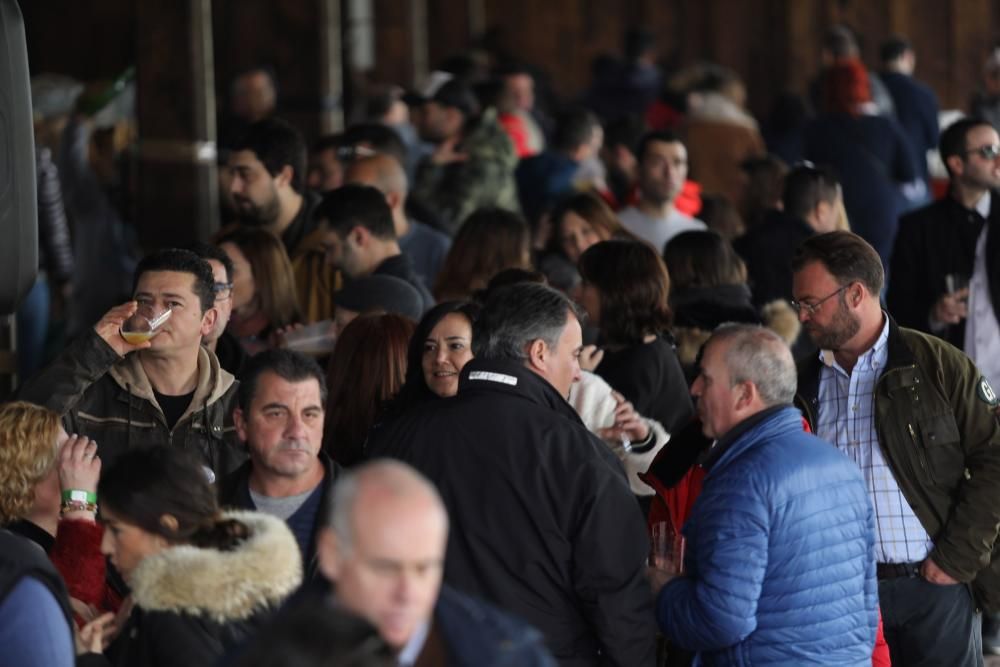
[709,323,797,406]
[472,282,582,362]
[326,459,448,554]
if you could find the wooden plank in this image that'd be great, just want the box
[372,0,414,87]
[949,0,994,112]
[135,0,219,249]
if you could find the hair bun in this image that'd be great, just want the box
[191,516,250,551]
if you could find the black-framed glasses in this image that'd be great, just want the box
[213,281,234,299]
[790,284,849,316]
[964,144,1000,160]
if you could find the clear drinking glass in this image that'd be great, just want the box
[281,320,337,356]
[650,520,685,575]
[119,306,172,344]
[945,273,970,302]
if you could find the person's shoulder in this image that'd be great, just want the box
[436,587,555,665]
[735,213,801,252]
[367,397,455,454]
[897,324,966,361]
[900,197,952,226]
[894,326,982,384]
[408,220,451,247]
[466,111,517,159]
[906,76,939,104]
[617,205,644,223]
[515,152,544,172]
[685,214,708,229]
[216,461,252,505]
[600,341,652,370]
[854,112,895,132]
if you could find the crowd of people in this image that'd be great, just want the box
[6,21,1000,667]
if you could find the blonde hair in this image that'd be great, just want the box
[0,402,61,524]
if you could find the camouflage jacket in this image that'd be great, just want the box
[413,108,521,235]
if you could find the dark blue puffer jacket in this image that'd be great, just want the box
[657,406,877,666]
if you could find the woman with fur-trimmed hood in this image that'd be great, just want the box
[76,446,302,667]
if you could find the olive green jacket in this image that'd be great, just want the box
[796,317,1000,610]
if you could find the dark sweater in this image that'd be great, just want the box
[596,336,695,435]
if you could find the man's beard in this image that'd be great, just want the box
[805,296,861,350]
[233,192,281,227]
[640,181,679,207]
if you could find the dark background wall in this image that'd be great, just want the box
[17,0,1000,251]
[21,0,1000,121]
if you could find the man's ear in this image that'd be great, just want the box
[385,191,403,211]
[526,338,548,373]
[849,282,865,308]
[275,164,294,189]
[200,307,218,337]
[233,406,248,443]
[316,527,342,582]
[446,107,465,131]
[350,225,370,247]
[735,381,756,411]
[946,155,965,179]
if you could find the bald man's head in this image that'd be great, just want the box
[345,153,408,201]
[318,460,448,648]
[327,459,448,552]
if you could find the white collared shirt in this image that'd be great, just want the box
[816,315,934,563]
[396,619,430,667]
[964,193,1000,387]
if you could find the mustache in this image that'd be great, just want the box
[276,440,313,453]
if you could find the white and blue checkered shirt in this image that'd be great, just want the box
[815,315,934,563]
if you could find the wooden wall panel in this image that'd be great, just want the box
[427,0,470,74]
[462,0,1000,115]
[135,0,218,248]
[212,0,332,140]
[901,3,952,103]
[948,0,994,110]
[19,0,1000,136]
[372,0,414,87]
[21,1,134,80]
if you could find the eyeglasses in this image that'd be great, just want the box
[964,144,1000,160]
[212,282,234,300]
[790,284,849,316]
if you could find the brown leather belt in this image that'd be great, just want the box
[876,561,921,580]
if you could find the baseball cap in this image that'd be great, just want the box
[403,71,479,116]
[333,274,423,321]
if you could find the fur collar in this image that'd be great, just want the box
[672,299,801,367]
[760,299,801,346]
[129,511,302,623]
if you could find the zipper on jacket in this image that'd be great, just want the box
[874,365,924,477]
[907,423,928,474]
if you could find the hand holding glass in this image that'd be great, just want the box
[119,306,172,344]
[945,273,970,302]
[650,520,685,575]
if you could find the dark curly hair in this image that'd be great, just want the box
[578,239,672,345]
